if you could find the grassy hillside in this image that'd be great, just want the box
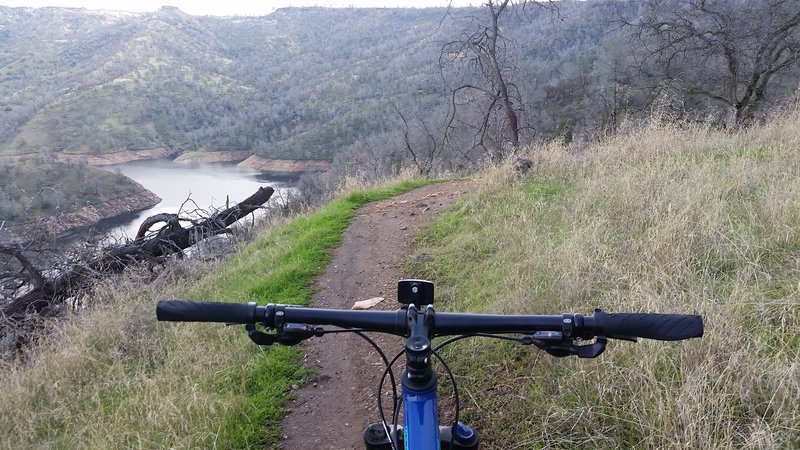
[0,177,430,449]
[409,112,800,447]
[1,110,799,449]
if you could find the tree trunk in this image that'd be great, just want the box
[1,186,274,320]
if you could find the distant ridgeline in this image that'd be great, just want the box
[0,6,463,162]
[1,3,798,163]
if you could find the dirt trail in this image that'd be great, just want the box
[280,180,473,449]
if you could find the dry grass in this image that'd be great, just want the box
[0,176,431,449]
[0,263,271,449]
[412,109,800,448]
[2,110,799,448]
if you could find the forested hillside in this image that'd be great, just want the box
[3,1,797,166]
[0,156,149,225]
[0,6,455,160]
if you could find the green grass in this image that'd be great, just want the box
[0,178,432,450]
[178,178,432,447]
[412,176,575,313]
[406,117,800,448]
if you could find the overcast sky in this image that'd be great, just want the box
[0,0,479,16]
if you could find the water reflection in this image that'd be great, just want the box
[99,159,296,239]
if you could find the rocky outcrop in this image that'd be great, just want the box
[237,156,332,174]
[56,148,178,166]
[174,150,252,164]
[1,148,178,167]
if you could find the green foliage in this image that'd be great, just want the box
[213,346,306,448]
[174,178,431,447]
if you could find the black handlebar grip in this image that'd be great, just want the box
[598,312,704,341]
[156,300,259,324]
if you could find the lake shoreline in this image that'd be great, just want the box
[237,155,332,173]
[0,154,300,244]
[2,149,331,176]
[0,188,161,245]
[173,150,252,164]
[99,159,295,239]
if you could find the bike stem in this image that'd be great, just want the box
[403,304,437,391]
[363,304,480,450]
[399,304,441,448]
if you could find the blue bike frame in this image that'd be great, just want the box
[402,383,440,449]
[394,302,480,450]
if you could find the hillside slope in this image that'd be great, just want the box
[0,6,460,161]
[1,111,799,448]
[4,3,798,166]
[410,112,800,447]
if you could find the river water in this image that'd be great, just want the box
[98,159,295,240]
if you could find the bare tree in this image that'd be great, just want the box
[441,1,556,161]
[625,0,800,126]
[393,102,443,176]
[593,36,634,134]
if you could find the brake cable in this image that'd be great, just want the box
[431,348,460,450]
[378,348,405,450]
[245,322,404,446]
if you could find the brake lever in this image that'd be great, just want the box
[246,323,276,345]
[575,336,607,358]
[528,331,609,359]
[245,323,323,346]
[276,323,321,346]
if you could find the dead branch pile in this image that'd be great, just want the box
[0,186,274,353]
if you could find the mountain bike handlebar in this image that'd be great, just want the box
[156,300,703,341]
[157,279,703,450]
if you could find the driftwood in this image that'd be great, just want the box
[1,186,274,323]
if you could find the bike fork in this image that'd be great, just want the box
[364,382,478,449]
[363,422,480,450]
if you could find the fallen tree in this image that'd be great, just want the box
[1,186,274,350]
